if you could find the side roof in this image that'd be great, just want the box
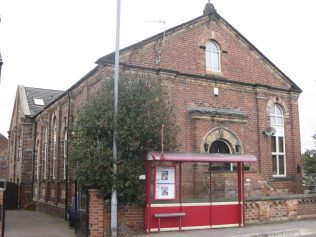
[18,85,64,116]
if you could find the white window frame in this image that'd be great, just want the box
[270,104,286,177]
[33,97,45,105]
[205,41,221,72]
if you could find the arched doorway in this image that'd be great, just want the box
[210,139,231,170]
[210,140,230,154]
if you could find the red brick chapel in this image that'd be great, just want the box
[7,1,302,221]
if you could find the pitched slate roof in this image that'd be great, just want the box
[19,85,64,116]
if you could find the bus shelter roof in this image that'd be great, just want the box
[147,152,257,163]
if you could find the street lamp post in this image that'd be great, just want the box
[111,0,121,236]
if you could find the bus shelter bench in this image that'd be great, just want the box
[154,212,186,232]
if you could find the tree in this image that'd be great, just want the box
[302,132,316,189]
[302,149,316,187]
[69,73,178,203]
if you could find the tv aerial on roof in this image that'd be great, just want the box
[145,20,166,65]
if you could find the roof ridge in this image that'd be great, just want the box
[24,86,64,92]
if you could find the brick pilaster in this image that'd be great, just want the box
[89,189,104,237]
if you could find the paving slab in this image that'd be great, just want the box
[5,210,76,237]
[136,219,316,237]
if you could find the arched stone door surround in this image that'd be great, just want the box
[201,127,243,154]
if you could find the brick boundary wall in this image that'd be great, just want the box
[245,194,316,224]
[103,204,144,236]
[19,182,33,209]
[36,201,65,219]
[89,190,316,236]
[88,190,144,237]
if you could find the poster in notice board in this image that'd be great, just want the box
[155,166,175,200]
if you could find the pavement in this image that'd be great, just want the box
[136,219,316,237]
[4,210,76,237]
[4,210,316,237]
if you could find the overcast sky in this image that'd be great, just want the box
[1,0,315,151]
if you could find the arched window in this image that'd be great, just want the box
[18,129,22,161]
[52,118,57,179]
[205,41,221,72]
[44,126,48,179]
[63,130,67,180]
[270,104,286,177]
[270,104,284,126]
[36,143,40,180]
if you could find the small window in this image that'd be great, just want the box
[205,41,221,72]
[33,98,45,105]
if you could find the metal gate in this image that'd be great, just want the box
[2,182,18,210]
[75,188,89,237]
[0,180,19,237]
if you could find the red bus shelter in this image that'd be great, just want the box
[145,152,257,233]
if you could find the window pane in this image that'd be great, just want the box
[277,116,283,126]
[278,137,284,153]
[272,155,277,175]
[270,105,275,114]
[279,155,285,175]
[212,53,220,71]
[206,50,211,70]
[211,42,219,51]
[275,106,282,115]
[271,136,276,152]
[205,41,212,49]
[270,116,276,125]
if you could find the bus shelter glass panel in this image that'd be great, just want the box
[210,163,238,202]
[181,162,210,203]
[180,162,239,203]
